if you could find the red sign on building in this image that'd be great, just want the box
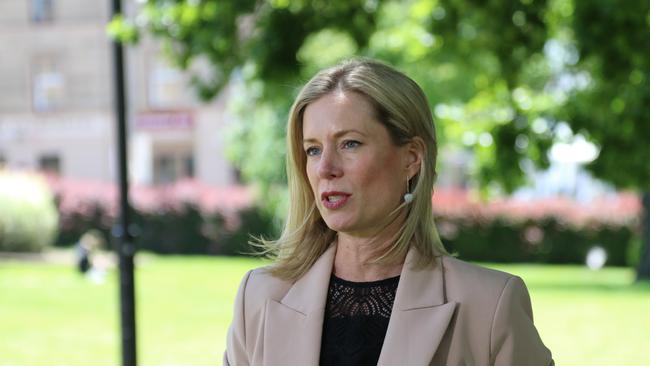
[135,112,193,130]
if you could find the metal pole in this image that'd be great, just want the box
[110,0,137,365]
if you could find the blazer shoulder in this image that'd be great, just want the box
[441,256,521,300]
[226,267,294,365]
[242,266,294,309]
[439,258,553,364]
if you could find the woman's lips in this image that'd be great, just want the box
[321,191,351,210]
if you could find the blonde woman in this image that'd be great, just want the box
[224,59,553,366]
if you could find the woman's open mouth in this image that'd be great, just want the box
[321,191,351,210]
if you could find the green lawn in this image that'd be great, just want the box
[1,255,649,366]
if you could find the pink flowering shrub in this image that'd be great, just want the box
[432,188,640,265]
[45,176,641,265]
[46,176,273,255]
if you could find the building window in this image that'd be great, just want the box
[39,154,61,174]
[153,154,175,184]
[148,60,186,110]
[183,155,194,178]
[31,0,54,22]
[32,57,65,112]
[153,151,194,184]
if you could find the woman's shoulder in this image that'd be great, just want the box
[440,255,528,300]
[442,255,515,281]
[432,257,552,363]
[237,265,294,308]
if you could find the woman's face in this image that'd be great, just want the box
[302,91,416,238]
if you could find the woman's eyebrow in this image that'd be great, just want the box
[303,129,367,144]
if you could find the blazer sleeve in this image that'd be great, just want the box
[224,270,253,366]
[489,276,554,366]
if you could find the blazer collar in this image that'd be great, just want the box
[281,244,337,314]
[263,245,457,366]
[377,249,457,366]
[394,247,447,310]
[263,244,336,365]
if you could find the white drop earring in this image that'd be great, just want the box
[403,178,413,203]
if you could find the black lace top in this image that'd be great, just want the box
[319,274,400,366]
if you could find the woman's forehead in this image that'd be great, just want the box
[302,92,382,139]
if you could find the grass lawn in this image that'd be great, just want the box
[1,254,649,366]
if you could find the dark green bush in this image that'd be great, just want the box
[51,177,277,255]
[210,206,278,256]
[49,178,640,266]
[440,216,636,266]
[55,201,112,248]
[131,203,213,254]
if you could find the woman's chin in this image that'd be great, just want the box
[321,218,354,234]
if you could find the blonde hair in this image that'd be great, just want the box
[263,58,447,281]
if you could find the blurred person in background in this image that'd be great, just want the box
[75,229,107,283]
[224,59,553,365]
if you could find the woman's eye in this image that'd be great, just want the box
[305,146,321,156]
[342,140,361,149]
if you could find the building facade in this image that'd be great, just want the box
[0,0,237,186]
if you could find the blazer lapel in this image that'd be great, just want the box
[263,244,336,366]
[378,250,457,366]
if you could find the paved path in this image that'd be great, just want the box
[0,249,116,267]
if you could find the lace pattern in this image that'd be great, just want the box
[325,275,399,318]
[319,274,400,366]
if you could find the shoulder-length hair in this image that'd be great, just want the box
[262,58,447,281]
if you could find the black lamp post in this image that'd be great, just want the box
[110,0,137,365]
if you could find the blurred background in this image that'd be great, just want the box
[1,0,649,365]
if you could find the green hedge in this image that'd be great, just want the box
[47,178,640,266]
[50,178,276,255]
[130,204,276,255]
[440,217,636,266]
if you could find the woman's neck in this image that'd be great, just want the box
[333,233,405,282]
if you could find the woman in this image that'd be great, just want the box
[224,59,553,366]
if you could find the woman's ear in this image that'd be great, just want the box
[405,137,425,180]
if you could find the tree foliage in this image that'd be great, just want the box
[115,0,381,100]
[115,0,650,190]
[563,0,650,189]
[114,0,650,275]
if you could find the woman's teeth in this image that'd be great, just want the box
[327,195,344,202]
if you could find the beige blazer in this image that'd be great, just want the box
[224,245,553,365]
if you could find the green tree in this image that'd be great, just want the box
[113,0,650,278]
[561,0,650,279]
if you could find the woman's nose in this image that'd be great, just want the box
[317,148,343,179]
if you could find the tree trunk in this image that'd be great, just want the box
[636,191,650,281]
